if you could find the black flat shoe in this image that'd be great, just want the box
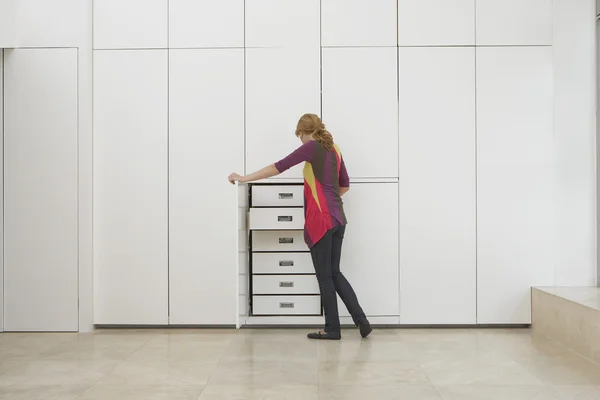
[307,331,341,340]
[358,320,372,338]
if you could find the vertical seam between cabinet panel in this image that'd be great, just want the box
[91,1,95,330]
[474,0,478,322]
[167,0,171,320]
[319,0,323,119]
[396,0,401,322]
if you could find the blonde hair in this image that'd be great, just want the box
[295,113,334,151]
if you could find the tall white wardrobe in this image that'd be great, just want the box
[93,0,557,326]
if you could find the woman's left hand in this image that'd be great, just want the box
[228,173,244,184]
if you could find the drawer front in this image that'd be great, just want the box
[249,208,304,230]
[251,231,307,252]
[253,275,319,295]
[252,295,321,316]
[251,185,304,207]
[252,252,314,274]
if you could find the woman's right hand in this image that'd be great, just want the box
[228,173,244,185]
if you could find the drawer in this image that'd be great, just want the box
[252,231,307,252]
[252,252,314,274]
[249,208,304,230]
[251,185,304,207]
[252,295,321,316]
[253,275,319,295]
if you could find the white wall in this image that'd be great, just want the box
[553,0,597,287]
[4,48,79,331]
[1,0,93,332]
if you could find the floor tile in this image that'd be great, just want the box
[209,360,318,385]
[516,354,600,385]
[77,384,204,400]
[0,359,119,386]
[554,385,600,400]
[319,361,431,386]
[97,359,219,386]
[436,386,564,400]
[224,340,318,362]
[422,354,544,386]
[319,384,442,399]
[128,342,230,362]
[198,384,318,399]
[0,385,88,400]
[0,333,76,359]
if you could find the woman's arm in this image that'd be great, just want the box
[228,164,280,184]
[228,142,314,185]
[339,187,350,196]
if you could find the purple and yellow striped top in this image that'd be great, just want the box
[275,140,349,248]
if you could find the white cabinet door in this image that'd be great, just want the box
[322,48,398,179]
[169,0,244,48]
[0,0,18,47]
[338,183,399,317]
[321,0,397,47]
[398,0,475,46]
[169,49,244,325]
[94,0,168,49]
[245,48,320,179]
[399,47,476,324]
[245,0,320,48]
[93,50,169,325]
[4,49,78,332]
[477,47,554,324]
[476,0,552,45]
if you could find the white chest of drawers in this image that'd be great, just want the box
[248,184,322,317]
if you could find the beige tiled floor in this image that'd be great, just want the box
[0,328,599,399]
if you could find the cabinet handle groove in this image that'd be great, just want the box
[279,260,294,267]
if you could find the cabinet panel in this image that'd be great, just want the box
[169,49,244,325]
[476,0,552,45]
[477,47,554,324]
[398,47,476,324]
[94,0,167,49]
[0,0,18,47]
[93,50,169,325]
[245,48,320,178]
[169,0,244,48]
[322,48,398,179]
[337,183,399,317]
[321,0,396,47]
[245,0,319,47]
[398,0,475,46]
[4,49,79,331]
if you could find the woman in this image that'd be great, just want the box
[228,113,371,340]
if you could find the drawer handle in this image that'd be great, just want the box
[278,216,293,222]
[278,192,294,199]
[279,281,294,288]
[279,237,294,244]
[279,260,294,267]
[279,302,295,309]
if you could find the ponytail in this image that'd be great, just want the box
[312,128,334,151]
[295,113,335,152]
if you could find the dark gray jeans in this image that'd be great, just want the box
[310,225,366,334]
